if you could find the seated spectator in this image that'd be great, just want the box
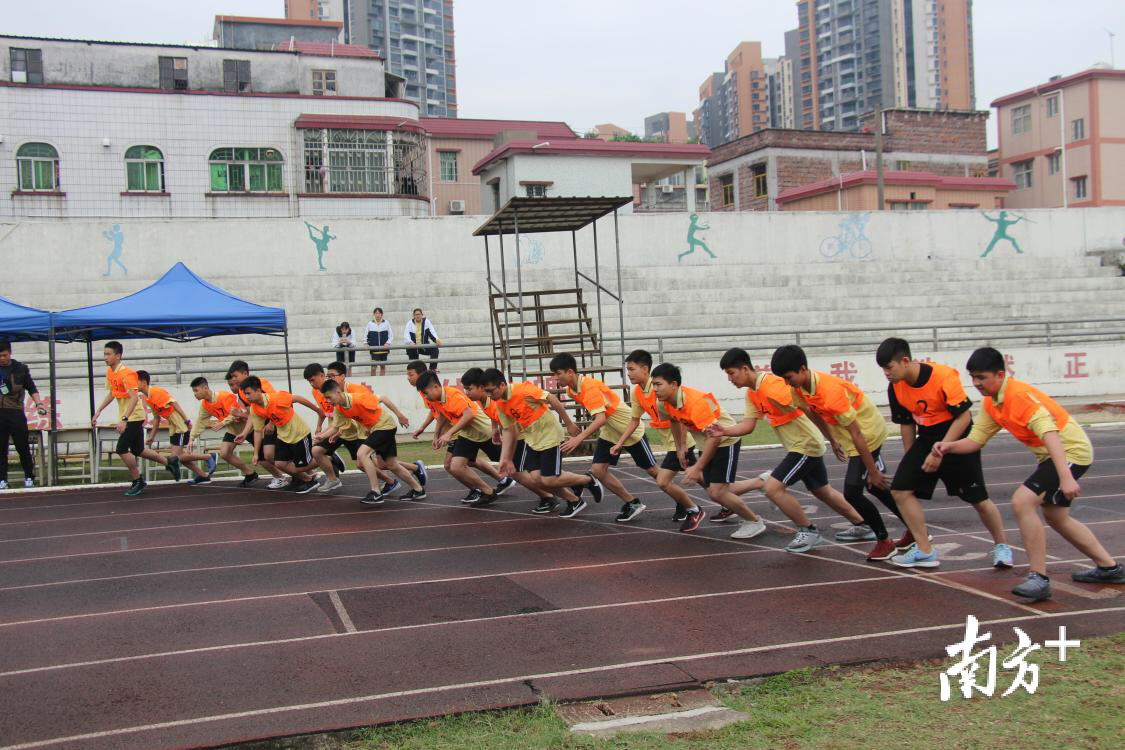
[332,321,356,370]
[404,308,440,371]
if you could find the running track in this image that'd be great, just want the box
[1,428,1124,749]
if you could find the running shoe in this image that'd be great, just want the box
[381,479,401,496]
[710,507,738,523]
[124,479,144,496]
[757,471,771,493]
[786,526,822,553]
[890,545,940,568]
[835,524,877,542]
[187,475,211,486]
[615,501,646,523]
[584,473,603,503]
[671,505,689,523]
[559,499,587,518]
[494,476,515,496]
[0,480,7,490]
[293,479,319,494]
[461,489,482,504]
[206,453,219,477]
[403,488,427,500]
[267,476,289,489]
[532,497,559,514]
[470,492,498,507]
[1012,572,1051,601]
[360,490,385,506]
[239,472,259,488]
[893,529,932,551]
[330,453,346,476]
[866,538,897,561]
[679,508,706,533]
[166,456,182,481]
[731,519,767,539]
[317,478,343,494]
[992,543,1014,569]
[1071,563,1125,584]
[413,460,428,487]
[24,477,35,488]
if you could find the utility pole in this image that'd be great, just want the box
[875,107,885,210]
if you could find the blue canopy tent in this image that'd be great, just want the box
[48,263,290,485]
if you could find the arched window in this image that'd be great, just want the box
[16,142,59,192]
[124,145,165,192]
[208,147,283,193]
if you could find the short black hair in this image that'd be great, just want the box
[190,376,208,388]
[105,341,124,356]
[461,367,484,387]
[770,345,807,376]
[136,370,151,384]
[303,363,325,380]
[373,307,383,314]
[719,347,753,370]
[549,352,577,373]
[0,341,11,354]
[481,368,506,387]
[327,361,348,376]
[227,359,249,377]
[240,375,262,392]
[876,337,912,367]
[625,349,652,369]
[406,360,429,376]
[650,363,681,385]
[320,379,341,394]
[966,347,1006,374]
[416,370,441,391]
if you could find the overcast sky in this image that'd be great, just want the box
[6,1,1124,147]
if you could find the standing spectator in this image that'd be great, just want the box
[364,307,392,376]
[404,308,441,371]
[332,321,357,372]
[0,341,49,489]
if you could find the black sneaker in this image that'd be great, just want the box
[293,480,319,494]
[671,505,689,523]
[559,499,587,518]
[238,472,259,487]
[165,456,182,481]
[711,507,737,523]
[584,473,603,504]
[679,508,706,533]
[494,476,515,496]
[1071,563,1125,584]
[532,497,559,514]
[360,490,385,505]
[124,479,145,496]
[330,453,346,476]
[404,488,427,500]
[470,492,498,507]
[615,501,646,523]
[461,489,482,504]
[413,460,428,487]
[187,475,211,486]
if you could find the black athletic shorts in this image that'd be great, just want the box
[1024,461,1090,507]
[659,446,698,472]
[845,446,888,489]
[891,437,989,504]
[169,431,190,447]
[519,443,562,477]
[363,428,398,460]
[771,452,830,491]
[449,436,502,462]
[222,431,256,445]
[702,442,741,485]
[116,420,145,457]
[316,436,362,461]
[274,434,313,468]
[592,436,657,471]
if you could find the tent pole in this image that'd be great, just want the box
[86,339,95,418]
[283,331,293,390]
[47,326,58,487]
[87,339,96,485]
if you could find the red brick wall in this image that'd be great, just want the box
[861,109,988,156]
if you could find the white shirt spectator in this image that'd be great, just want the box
[364,319,392,347]
[404,318,439,346]
[332,329,355,348]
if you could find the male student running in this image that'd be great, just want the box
[770,345,906,558]
[480,368,603,518]
[415,369,512,505]
[550,353,651,522]
[239,376,323,494]
[407,360,502,500]
[711,348,871,553]
[609,349,705,531]
[228,360,287,488]
[304,362,358,487]
[136,371,217,486]
[650,363,766,539]
[932,347,1124,601]
[90,341,179,495]
[876,338,1012,569]
[321,378,427,503]
[189,376,259,487]
[461,367,557,509]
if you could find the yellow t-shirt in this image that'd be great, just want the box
[745,372,825,457]
[106,364,146,422]
[249,392,312,444]
[568,376,644,446]
[495,382,564,451]
[655,386,740,452]
[967,377,1093,465]
[795,370,887,457]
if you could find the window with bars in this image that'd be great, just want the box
[312,69,337,96]
[438,151,458,181]
[208,147,283,193]
[124,145,164,192]
[223,59,251,93]
[16,142,59,191]
[751,163,767,197]
[10,48,43,84]
[302,129,428,196]
[525,184,547,198]
[158,56,188,90]
[719,173,735,207]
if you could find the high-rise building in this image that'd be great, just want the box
[644,112,693,143]
[763,57,795,129]
[786,0,974,132]
[694,73,724,148]
[286,0,457,117]
[695,42,768,146]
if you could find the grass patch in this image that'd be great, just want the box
[329,632,1124,750]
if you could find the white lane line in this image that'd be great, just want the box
[4,605,1122,750]
[327,591,357,634]
[569,705,727,731]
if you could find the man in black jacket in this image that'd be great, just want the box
[0,341,48,489]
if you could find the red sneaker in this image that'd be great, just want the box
[867,538,897,561]
[893,529,915,552]
[679,509,706,533]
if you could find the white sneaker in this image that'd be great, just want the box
[0,480,8,490]
[731,519,767,539]
[317,478,343,494]
[313,472,327,484]
[757,471,771,494]
[786,527,822,553]
[267,477,289,489]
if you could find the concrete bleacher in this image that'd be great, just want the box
[15,254,1125,379]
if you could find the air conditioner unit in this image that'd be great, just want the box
[661,184,674,194]
[448,199,465,213]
